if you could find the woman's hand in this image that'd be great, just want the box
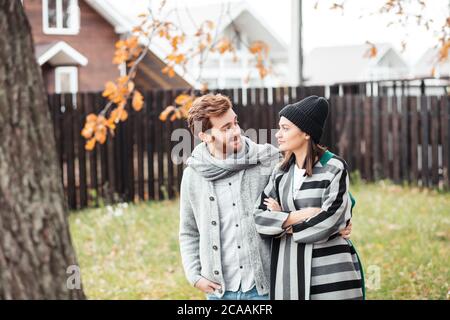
[264,197,282,212]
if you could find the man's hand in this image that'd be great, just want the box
[194,277,222,294]
[339,221,352,239]
[264,197,282,211]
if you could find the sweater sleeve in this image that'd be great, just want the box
[291,166,351,244]
[254,169,290,238]
[178,169,202,287]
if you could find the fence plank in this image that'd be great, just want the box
[77,93,88,208]
[155,90,165,200]
[430,96,439,187]
[409,97,419,184]
[363,97,372,181]
[63,94,76,209]
[372,96,381,180]
[146,90,155,200]
[85,93,98,206]
[420,95,429,187]
[400,96,409,183]
[380,96,389,179]
[392,97,400,183]
[353,95,362,174]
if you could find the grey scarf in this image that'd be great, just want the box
[186,136,280,181]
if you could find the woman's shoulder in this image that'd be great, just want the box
[321,151,348,172]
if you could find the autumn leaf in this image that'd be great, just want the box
[103,81,117,98]
[127,81,135,93]
[364,42,378,58]
[159,105,176,122]
[249,41,269,57]
[162,65,176,78]
[170,109,182,121]
[132,90,144,111]
[86,113,97,123]
[175,94,191,105]
[216,37,233,54]
[119,108,128,121]
[115,40,126,49]
[85,137,96,151]
[167,53,185,64]
[438,40,450,62]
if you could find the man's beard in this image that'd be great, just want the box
[222,137,241,155]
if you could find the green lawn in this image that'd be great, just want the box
[69,180,450,300]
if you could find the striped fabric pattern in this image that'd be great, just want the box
[254,151,364,300]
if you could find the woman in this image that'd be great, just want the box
[254,95,365,300]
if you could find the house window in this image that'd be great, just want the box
[43,0,80,35]
[55,66,78,93]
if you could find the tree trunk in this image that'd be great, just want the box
[0,1,85,299]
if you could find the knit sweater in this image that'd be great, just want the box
[179,139,280,298]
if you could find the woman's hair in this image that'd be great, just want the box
[279,139,327,176]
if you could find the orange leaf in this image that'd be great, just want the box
[81,124,94,139]
[119,108,128,121]
[86,113,97,123]
[159,106,175,122]
[103,81,117,98]
[115,40,125,49]
[132,90,144,111]
[85,137,96,151]
[175,94,191,105]
[128,81,135,93]
[216,38,233,54]
[95,129,107,144]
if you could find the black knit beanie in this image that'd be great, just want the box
[278,95,329,144]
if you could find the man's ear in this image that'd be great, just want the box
[198,131,211,143]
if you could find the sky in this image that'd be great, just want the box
[107,0,449,66]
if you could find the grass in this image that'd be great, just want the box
[69,179,450,300]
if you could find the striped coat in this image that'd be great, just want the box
[254,151,364,300]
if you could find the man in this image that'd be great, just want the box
[179,93,351,300]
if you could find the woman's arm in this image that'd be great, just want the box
[282,207,322,229]
[254,171,290,238]
[291,165,352,244]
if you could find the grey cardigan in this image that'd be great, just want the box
[179,157,279,298]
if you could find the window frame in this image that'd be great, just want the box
[42,0,80,35]
[55,66,78,94]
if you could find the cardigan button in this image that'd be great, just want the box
[214,270,219,275]
[212,245,218,250]
[218,289,223,294]
[211,221,217,226]
[209,196,215,201]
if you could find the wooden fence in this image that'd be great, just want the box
[48,86,450,210]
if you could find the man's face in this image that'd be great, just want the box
[203,108,242,156]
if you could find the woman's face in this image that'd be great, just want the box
[275,116,309,152]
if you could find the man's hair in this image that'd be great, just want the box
[187,93,232,135]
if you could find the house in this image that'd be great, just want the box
[411,48,450,95]
[414,47,450,78]
[304,43,410,85]
[23,0,190,94]
[116,0,290,89]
